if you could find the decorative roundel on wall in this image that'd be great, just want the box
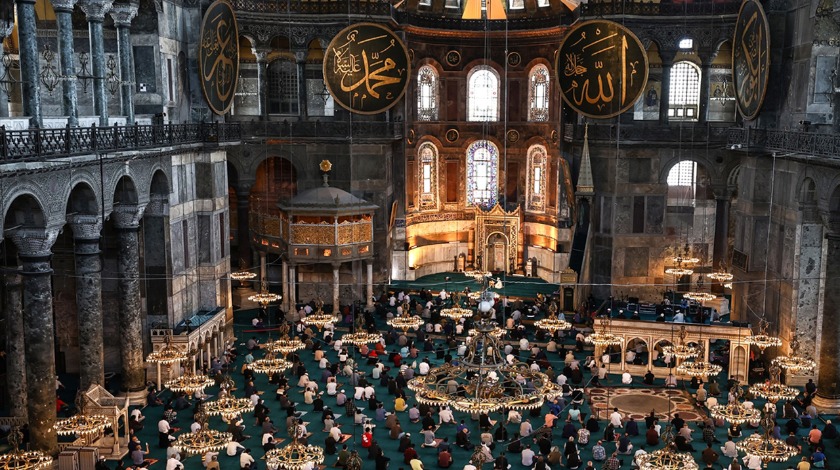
[551,130,559,143]
[199,0,239,116]
[445,128,460,143]
[322,23,411,115]
[445,50,462,67]
[407,129,416,145]
[506,130,520,143]
[507,52,522,68]
[732,0,771,121]
[555,19,649,119]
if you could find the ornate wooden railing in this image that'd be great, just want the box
[232,0,392,15]
[0,122,241,161]
[727,127,840,159]
[237,119,402,140]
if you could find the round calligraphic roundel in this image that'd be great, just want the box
[732,0,771,121]
[555,20,649,119]
[199,0,239,116]
[323,23,411,115]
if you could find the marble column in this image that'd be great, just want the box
[295,50,308,119]
[791,219,823,368]
[53,0,79,126]
[288,265,297,310]
[698,61,711,124]
[236,183,253,268]
[113,205,146,393]
[0,19,15,117]
[110,4,138,124]
[282,259,289,312]
[712,186,732,269]
[9,228,59,455]
[4,271,27,418]
[366,261,374,309]
[80,0,114,127]
[332,263,341,313]
[252,48,269,120]
[816,233,840,404]
[69,215,105,390]
[14,0,42,127]
[658,57,674,125]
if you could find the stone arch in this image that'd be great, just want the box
[112,175,139,206]
[799,177,817,205]
[66,182,100,216]
[150,170,170,197]
[4,193,47,230]
[624,336,648,364]
[253,156,298,204]
[659,155,718,185]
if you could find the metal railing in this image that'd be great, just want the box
[238,119,402,140]
[581,0,740,16]
[727,127,840,159]
[232,0,392,15]
[569,121,731,143]
[0,122,241,161]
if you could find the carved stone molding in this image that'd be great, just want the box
[8,228,60,258]
[79,0,115,21]
[109,3,139,28]
[50,0,78,13]
[145,195,169,217]
[111,204,145,230]
[68,215,103,241]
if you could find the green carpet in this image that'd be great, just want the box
[70,308,830,470]
[389,272,560,300]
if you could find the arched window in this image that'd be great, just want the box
[526,145,548,212]
[268,59,299,114]
[668,61,701,120]
[800,178,816,205]
[418,142,439,210]
[467,66,499,122]
[667,160,697,206]
[466,140,499,207]
[528,65,550,121]
[417,65,438,121]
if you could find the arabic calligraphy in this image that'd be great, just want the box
[732,0,770,121]
[555,20,648,119]
[199,0,239,116]
[323,23,411,115]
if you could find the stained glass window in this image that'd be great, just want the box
[418,142,439,210]
[668,61,701,120]
[417,66,438,121]
[526,145,547,212]
[468,67,499,122]
[528,65,550,121]
[466,140,499,207]
[268,59,299,114]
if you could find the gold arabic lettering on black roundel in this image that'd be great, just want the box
[555,20,649,119]
[732,0,770,121]
[199,0,239,116]
[323,23,411,115]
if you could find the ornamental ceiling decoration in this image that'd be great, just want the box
[555,19,648,119]
[323,23,411,115]
[199,0,239,115]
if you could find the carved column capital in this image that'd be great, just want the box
[145,194,169,217]
[252,47,271,63]
[68,215,103,241]
[109,3,138,28]
[8,228,59,259]
[79,0,114,21]
[0,19,14,39]
[50,0,78,13]
[111,204,145,230]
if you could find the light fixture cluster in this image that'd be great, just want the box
[341,331,382,346]
[174,412,233,456]
[743,318,782,352]
[735,414,798,466]
[709,385,761,425]
[749,364,799,403]
[440,306,474,322]
[636,425,698,470]
[165,372,215,396]
[54,393,113,438]
[387,302,425,332]
[771,337,815,374]
[230,271,257,281]
[535,301,571,334]
[585,317,622,347]
[202,396,255,420]
[0,427,52,470]
[683,291,717,302]
[662,326,698,360]
[302,299,340,330]
[250,350,293,375]
[264,336,305,356]
[265,433,326,470]
[146,334,188,365]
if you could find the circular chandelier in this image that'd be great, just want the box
[636,426,698,470]
[0,427,52,470]
[146,334,187,365]
[302,300,339,330]
[585,317,622,347]
[264,336,305,356]
[250,350,293,375]
[341,331,382,346]
[248,292,281,306]
[464,270,491,283]
[709,385,761,425]
[707,269,733,283]
[230,270,257,281]
[440,306,474,322]
[174,412,232,456]
[683,291,717,302]
[387,305,425,333]
[665,243,699,276]
[467,325,505,339]
[749,364,799,403]
[662,326,698,360]
[665,266,695,276]
[265,436,326,470]
[772,337,815,374]
[54,393,112,437]
[535,301,571,334]
[202,396,255,420]
[165,372,214,396]
[743,318,782,352]
[408,319,561,413]
[735,414,798,467]
[676,359,722,378]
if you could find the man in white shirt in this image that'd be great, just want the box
[439,406,454,424]
[419,361,430,376]
[226,440,245,456]
[520,419,533,437]
[519,338,529,351]
[165,456,183,470]
[507,409,522,424]
[521,445,536,466]
[326,381,338,395]
[354,386,365,400]
[743,453,761,469]
[329,424,342,442]
[633,448,648,468]
[240,449,256,470]
[363,385,376,400]
[457,343,467,356]
[158,418,171,434]
[609,408,623,428]
[621,371,632,385]
[190,419,202,433]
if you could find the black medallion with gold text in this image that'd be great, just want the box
[732,0,770,121]
[199,0,239,116]
[323,23,411,115]
[555,20,648,119]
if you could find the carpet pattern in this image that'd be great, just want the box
[588,388,706,422]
